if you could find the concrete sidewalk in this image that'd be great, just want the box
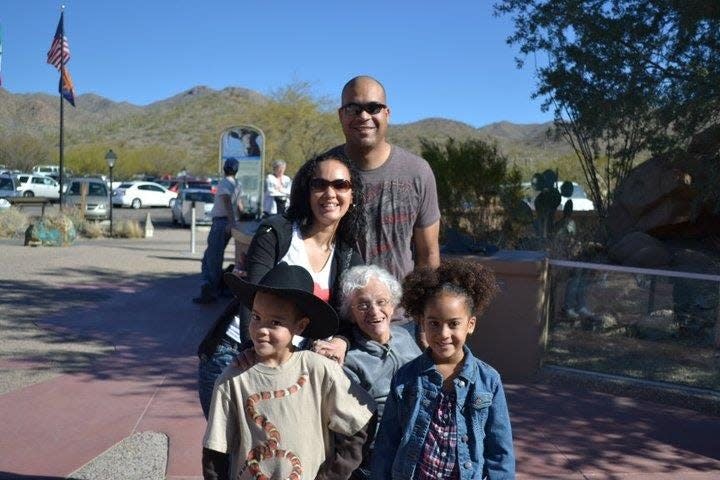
[1,228,719,479]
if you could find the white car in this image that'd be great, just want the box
[171,188,215,227]
[113,181,177,209]
[15,174,61,200]
[561,182,595,211]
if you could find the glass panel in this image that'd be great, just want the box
[546,263,720,391]
[220,126,264,218]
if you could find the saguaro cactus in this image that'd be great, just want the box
[531,169,574,239]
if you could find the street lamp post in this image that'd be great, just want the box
[105,149,117,236]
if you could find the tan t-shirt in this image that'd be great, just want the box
[204,350,375,480]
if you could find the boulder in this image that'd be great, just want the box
[608,231,671,268]
[24,218,77,246]
[607,124,720,240]
[607,154,696,238]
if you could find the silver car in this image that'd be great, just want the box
[64,178,110,220]
[171,188,215,227]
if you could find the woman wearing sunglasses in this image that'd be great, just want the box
[197,150,366,417]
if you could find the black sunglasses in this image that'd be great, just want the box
[340,102,387,116]
[309,178,353,192]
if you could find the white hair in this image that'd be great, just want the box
[272,159,287,169]
[339,265,402,320]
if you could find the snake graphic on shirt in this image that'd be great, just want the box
[241,374,308,480]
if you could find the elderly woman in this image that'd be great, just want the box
[263,159,292,216]
[340,265,422,480]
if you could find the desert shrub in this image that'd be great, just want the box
[56,207,107,239]
[44,212,76,234]
[82,221,106,239]
[114,219,143,238]
[421,137,524,248]
[0,207,30,238]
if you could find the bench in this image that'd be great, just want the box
[8,197,55,217]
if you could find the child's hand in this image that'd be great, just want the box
[312,337,347,365]
[232,349,256,371]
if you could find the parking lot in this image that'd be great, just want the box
[16,203,179,229]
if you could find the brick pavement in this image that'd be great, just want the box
[1,228,719,479]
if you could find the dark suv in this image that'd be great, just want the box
[0,174,19,200]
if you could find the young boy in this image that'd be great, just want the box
[372,259,515,479]
[202,262,376,480]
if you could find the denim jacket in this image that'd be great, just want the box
[371,346,515,480]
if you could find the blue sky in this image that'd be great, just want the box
[0,0,551,127]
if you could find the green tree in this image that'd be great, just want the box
[421,138,524,247]
[495,0,720,216]
[247,81,342,174]
[0,133,53,171]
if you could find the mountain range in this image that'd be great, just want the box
[0,85,572,171]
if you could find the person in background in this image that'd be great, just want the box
[372,258,516,480]
[193,158,243,305]
[263,159,292,216]
[339,265,421,480]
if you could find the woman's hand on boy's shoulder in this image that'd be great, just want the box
[311,337,347,365]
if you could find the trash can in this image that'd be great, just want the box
[445,251,549,381]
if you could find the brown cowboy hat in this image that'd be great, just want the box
[223,262,338,339]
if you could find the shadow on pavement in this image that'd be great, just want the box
[507,381,720,479]
[0,268,226,394]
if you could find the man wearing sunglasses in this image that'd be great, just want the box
[330,75,440,285]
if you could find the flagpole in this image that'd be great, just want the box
[58,5,65,210]
[59,67,65,209]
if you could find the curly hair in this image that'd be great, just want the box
[401,258,499,320]
[286,150,365,246]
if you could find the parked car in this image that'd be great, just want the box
[0,174,20,200]
[561,182,595,211]
[187,180,213,191]
[171,188,215,227]
[32,165,60,176]
[15,174,60,200]
[112,181,177,209]
[64,178,110,220]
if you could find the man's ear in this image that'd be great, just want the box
[296,316,310,335]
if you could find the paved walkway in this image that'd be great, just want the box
[1,228,719,479]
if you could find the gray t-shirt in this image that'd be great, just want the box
[338,145,440,281]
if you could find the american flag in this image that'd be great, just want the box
[47,12,70,69]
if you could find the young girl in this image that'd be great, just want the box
[371,258,516,480]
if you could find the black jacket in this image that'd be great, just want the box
[198,215,363,358]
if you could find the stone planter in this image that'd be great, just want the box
[444,250,549,381]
